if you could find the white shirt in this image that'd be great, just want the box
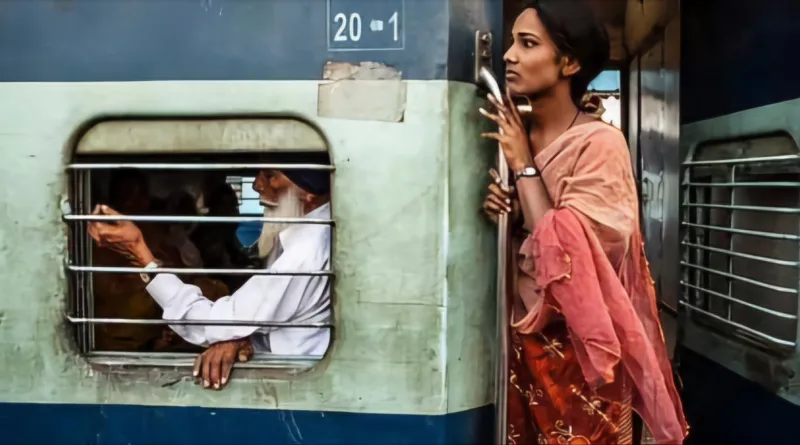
[145,203,331,356]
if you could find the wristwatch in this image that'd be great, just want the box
[515,166,540,180]
[139,260,162,284]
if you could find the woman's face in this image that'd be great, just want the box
[503,8,575,97]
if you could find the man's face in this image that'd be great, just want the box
[253,170,294,208]
[254,171,306,258]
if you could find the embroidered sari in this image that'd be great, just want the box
[506,121,688,444]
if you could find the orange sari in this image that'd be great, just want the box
[507,121,688,444]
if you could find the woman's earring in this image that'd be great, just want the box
[514,96,533,114]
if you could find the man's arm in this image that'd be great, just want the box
[146,248,322,346]
[87,204,325,346]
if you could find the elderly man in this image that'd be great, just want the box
[88,169,331,389]
[251,169,307,262]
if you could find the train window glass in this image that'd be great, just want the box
[65,118,334,372]
[588,70,622,129]
[681,133,800,353]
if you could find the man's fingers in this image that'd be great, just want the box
[98,205,122,216]
[202,350,213,389]
[220,355,235,389]
[192,353,203,380]
[209,351,223,390]
[238,343,254,362]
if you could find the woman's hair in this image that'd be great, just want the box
[523,0,610,107]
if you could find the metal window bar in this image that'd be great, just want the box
[83,351,322,369]
[67,163,334,171]
[65,160,335,363]
[680,153,800,350]
[64,215,333,224]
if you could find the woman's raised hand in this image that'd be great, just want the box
[479,90,534,172]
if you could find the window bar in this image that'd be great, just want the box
[681,222,800,241]
[683,202,800,214]
[64,215,333,224]
[66,316,333,328]
[681,261,797,294]
[76,169,89,354]
[681,242,800,267]
[726,166,737,320]
[67,163,335,171]
[686,181,800,188]
[683,154,800,167]
[680,281,797,320]
[679,301,796,348]
[67,265,332,276]
[85,169,96,351]
[68,171,79,349]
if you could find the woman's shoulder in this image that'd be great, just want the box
[572,121,629,159]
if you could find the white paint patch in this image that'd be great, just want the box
[318,61,406,122]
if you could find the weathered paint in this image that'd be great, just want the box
[318,61,407,122]
[0,80,496,418]
[76,118,328,154]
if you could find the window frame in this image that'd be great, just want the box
[64,117,335,372]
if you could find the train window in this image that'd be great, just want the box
[681,133,800,353]
[588,70,621,129]
[64,118,334,372]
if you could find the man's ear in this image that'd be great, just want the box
[560,56,581,77]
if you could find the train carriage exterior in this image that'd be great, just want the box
[0,1,503,443]
[7,0,800,443]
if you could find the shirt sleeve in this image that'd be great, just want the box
[145,246,320,346]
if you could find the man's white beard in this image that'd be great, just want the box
[256,187,305,258]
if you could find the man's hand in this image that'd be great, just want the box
[193,338,254,390]
[87,204,154,266]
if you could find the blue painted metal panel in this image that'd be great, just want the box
[679,349,800,445]
[681,0,800,123]
[0,403,492,445]
[0,0,451,82]
[0,0,503,83]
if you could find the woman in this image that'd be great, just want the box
[480,1,688,444]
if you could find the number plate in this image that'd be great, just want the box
[327,0,405,51]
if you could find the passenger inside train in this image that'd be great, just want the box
[87,166,332,389]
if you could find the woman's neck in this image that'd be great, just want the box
[526,88,580,154]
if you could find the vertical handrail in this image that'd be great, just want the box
[478,66,510,445]
[495,149,510,445]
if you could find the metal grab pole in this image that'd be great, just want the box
[494,149,510,445]
[477,67,510,445]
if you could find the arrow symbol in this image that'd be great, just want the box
[369,19,384,31]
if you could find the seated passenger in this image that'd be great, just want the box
[87,169,331,367]
[92,171,230,352]
[164,189,204,268]
[192,182,255,291]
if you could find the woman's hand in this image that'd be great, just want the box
[483,168,521,225]
[87,204,155,267]
[479,90,534,172]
